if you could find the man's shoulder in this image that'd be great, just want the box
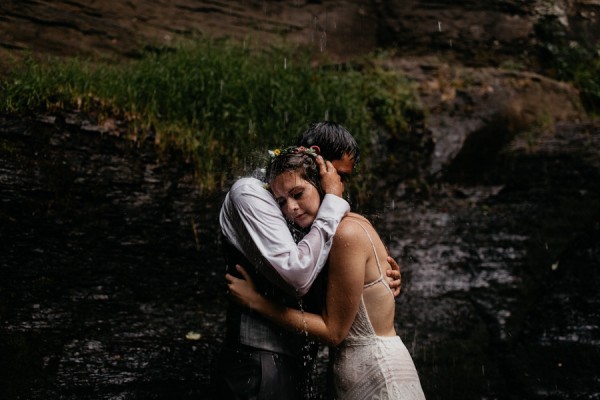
[228,177,272,204]
[229,176,266,193]
[220,177,274,232]
[231,176,260,187]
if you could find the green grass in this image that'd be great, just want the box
[0,37,422,191]
[535,16,600,116]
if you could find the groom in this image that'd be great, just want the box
[215,121,401,399]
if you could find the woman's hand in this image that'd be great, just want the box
[316,155,343,197]
[225,264,264,311]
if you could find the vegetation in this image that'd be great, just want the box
[549,42,600,115]
[0,38,421,191]
[536,16,600,116]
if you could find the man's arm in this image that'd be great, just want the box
[386,256,402,297]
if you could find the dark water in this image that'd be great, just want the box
[1,114,599,399]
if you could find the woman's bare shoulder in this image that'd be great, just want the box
[335,213,370,241]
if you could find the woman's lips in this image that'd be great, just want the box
[293,213,306,223]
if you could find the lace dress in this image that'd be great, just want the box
[329,221,426,400]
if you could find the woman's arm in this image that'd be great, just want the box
[226,221,367,346]
[220,160,349,296]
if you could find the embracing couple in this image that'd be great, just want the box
[214,121,425,400]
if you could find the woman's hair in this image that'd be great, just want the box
[266,147,324,200]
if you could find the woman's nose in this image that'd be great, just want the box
[286,199,299,212]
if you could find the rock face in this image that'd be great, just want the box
[395,61,585,178]
[372,0,600,65]
[1,0,599,66]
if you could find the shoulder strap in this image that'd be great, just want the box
[345,219,392,296]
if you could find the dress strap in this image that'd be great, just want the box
[345,219,394,297]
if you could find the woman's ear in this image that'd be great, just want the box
[310,145,321,155]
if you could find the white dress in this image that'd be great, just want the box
[329,221,426,400]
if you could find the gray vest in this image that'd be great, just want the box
[222,237,311,357]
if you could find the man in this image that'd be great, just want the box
[215,121,401,399]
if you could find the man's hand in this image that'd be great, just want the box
[316,155,343,197]
[386,256,402,297]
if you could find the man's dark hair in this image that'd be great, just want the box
[296,121,360,165]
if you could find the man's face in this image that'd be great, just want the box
[331,153,355,183]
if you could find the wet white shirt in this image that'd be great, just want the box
[220,177,349,297]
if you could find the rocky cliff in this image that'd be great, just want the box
[2,0,599,66]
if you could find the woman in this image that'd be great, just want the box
[226,146,426,399]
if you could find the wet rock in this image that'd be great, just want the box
[1,113,600,399]
[0,113,225,399]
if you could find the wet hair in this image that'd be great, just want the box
[296,121,360,165]
[266,149,324,200]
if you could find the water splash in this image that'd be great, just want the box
[297,298,318,399]
[320,32,327,52]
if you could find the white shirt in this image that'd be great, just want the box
[220,177,350,296]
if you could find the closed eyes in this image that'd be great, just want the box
[276,189,303,208]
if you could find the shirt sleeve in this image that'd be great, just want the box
[221,178,349,296]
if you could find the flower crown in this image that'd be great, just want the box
[263,146,321,190]
[268,145,321,159]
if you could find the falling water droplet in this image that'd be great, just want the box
[411,328,418,354]
[298,299,309,338]
[438,21,442,32]
[284,57,287,70]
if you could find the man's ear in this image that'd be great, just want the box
[310,145,321,155]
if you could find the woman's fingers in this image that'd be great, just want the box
[316,155,327,173]
[235,264,251,280]
[318,157,343,197]
[325,160,334,172]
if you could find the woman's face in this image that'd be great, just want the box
[271,170,321,229]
